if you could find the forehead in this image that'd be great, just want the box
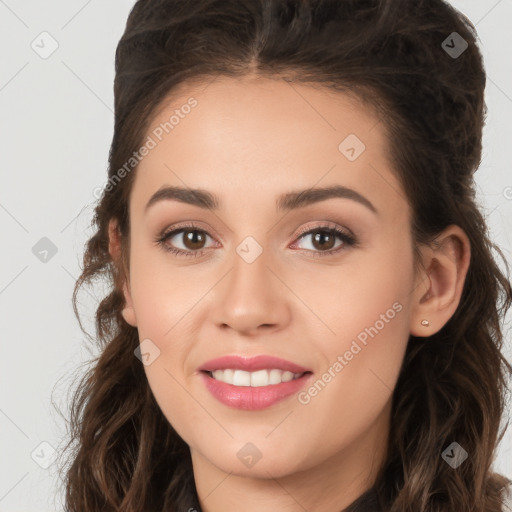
[131,75,407,220]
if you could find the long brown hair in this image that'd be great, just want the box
[55,0,512,510]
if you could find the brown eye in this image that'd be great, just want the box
[179,229,207,250]
[309,230,337,251]
[291,225,357,255]
[162,228,211,251]
[157,225,216,258]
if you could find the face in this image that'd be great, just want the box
[118,75,421,481]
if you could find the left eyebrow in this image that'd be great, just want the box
[276,185,378,214]
[144,184,378,215]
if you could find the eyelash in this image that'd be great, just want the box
[155,221,358,259]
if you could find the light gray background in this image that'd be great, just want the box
[0,1,511,510]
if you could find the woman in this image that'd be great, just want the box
[58,0,512,510]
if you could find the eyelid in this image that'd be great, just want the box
[157,220,218,241]
[155,221,219,253]
[155,220,358,257]
[292,221,355,240]
[157,220,354,241]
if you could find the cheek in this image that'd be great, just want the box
[300,245,413,428]
[141,360,206,452]
[295,235,413,347]
[129,239,213,340]
[128,246,214,434]
[299,308,410,463]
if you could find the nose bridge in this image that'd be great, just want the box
[212,237,289,333]
[228,239,276,306]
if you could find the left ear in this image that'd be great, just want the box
[409,224,471,337]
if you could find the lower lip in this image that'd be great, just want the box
[200,371,313,410]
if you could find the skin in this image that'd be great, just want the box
[108,75,470,512]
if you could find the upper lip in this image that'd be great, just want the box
[198,355,312,374]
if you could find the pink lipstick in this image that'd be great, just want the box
[198,355,313,410]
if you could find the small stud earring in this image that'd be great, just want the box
[421,319,430,327]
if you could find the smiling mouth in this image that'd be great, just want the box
[202,369,312,387]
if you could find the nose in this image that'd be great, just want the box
[210,246,291,337]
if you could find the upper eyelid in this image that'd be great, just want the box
[159,221,350,238]
[294,221,354,237]
[159,221,355,247]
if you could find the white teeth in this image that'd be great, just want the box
[233,369,250,386]
[250,369,268,387]
[210,369,304,387]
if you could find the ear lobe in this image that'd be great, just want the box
[121,281,138,327]
[410,225,471,337]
